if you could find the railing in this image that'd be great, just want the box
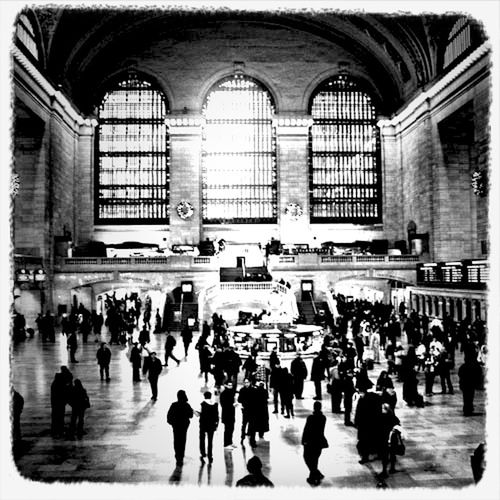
[220,282,274,291]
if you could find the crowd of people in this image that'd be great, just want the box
[12,292,487,487]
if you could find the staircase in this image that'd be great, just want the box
[297,301,332,325]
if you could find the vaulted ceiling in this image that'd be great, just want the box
[25,7,487,116]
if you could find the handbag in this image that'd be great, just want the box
[321,436,329,449]
[389,426,405,455]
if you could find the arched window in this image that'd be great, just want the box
[202,75,277,223]
[16,13,39,61]
[443,17,471,69]
[309,75,381,223]
[95,72,169,223]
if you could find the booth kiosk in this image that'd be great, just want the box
[228,323,324,359]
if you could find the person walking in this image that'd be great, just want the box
[290,352,308,399]
[342,370,356,426]
[270,361,283,413]
[302,401,328,486]
[238,378,257,447]
[224,346,242,389]
[311,353,326,400]
[437,347,454,394]
[67,379,90,439]
[279,367,294,418]
[67,331,78,363]
[138,324,150,347]
[355,385,382,464]
[146,350,163,401]
[198,391,219,464]
[164,332,180,367]
[219,381,237,449]
[50,372,67,437]
[377,403,400,478]
[254,380,270,439]
[180,325,193,357]
[129,342,142,382]
[167,390,194,466]
[458,347,483,416]
[96,342,111,381]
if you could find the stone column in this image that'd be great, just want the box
[273,116,312,243]
[76,121,97,245]
[166,116,203,245]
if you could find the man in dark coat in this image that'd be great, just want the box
[302,401,328,485]
[279,367,294,418]
[180,325,193,357]
[198,391,219,463]
[147,351,163,401]
[238,378,257,448]
[164,333,180,367]
[167,390,194,466]
[96,342,112,381]
[311,353,326,400]
[224,346,242,389]
[270,361,283,413]
[355,388,382,463]
[290,352,308,399]
[67,331,78,363]
[130,342,142,382]
[219,381,236,448]
[458,348,483,416]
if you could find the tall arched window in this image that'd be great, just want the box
[202,75,277,223]
[309,75,381,223]
[443,17,471,69]
[96,72,169,223]
[16,13,39,61]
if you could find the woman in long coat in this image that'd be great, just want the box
[254,381,270,438]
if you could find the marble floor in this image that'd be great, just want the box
[3,327,495,498]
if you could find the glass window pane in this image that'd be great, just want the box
[202,75,277,224]
[96,73,169,224]
[309,75,381,223]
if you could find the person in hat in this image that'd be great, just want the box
[236,456,274,487]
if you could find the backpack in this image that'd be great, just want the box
[389,426,406,456]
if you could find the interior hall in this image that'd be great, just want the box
[3,2,500,499]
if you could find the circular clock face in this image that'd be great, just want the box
[284,203,303,220]
[176,201,194,220]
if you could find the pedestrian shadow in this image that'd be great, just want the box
[224,449,234,486]
[131,401,154,425]
[169,464,183,484]
[198,461,212,485]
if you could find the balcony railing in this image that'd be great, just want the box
[270,254,420,266]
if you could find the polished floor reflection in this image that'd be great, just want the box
[10,328,486,490]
